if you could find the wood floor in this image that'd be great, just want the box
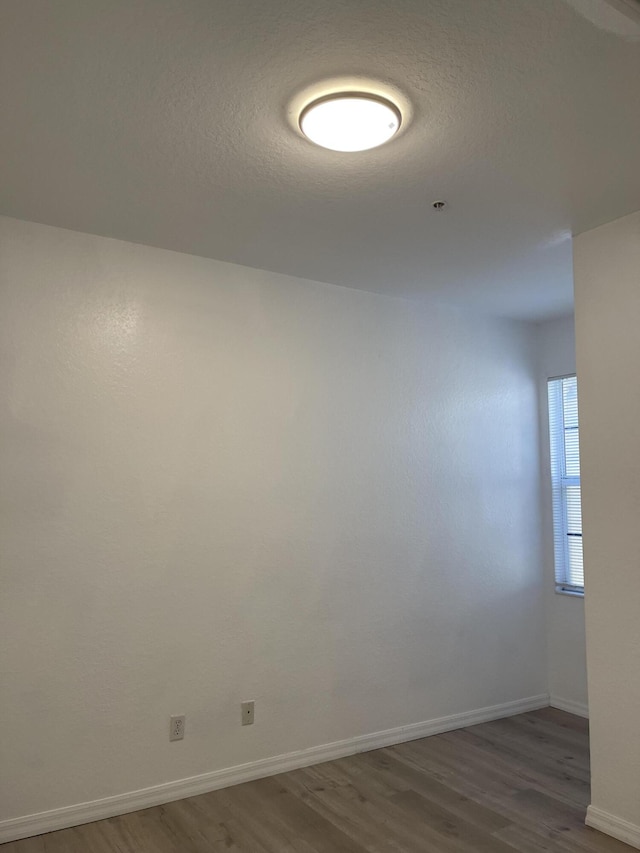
[4,708,633,852]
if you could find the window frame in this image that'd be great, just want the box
[547,373,584,597]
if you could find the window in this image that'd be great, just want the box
[548,375,583,594]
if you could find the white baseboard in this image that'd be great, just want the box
[586,805,640,849]
[0,693,548,844]
[549,694,589,719]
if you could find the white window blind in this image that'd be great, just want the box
[548,375,584,593]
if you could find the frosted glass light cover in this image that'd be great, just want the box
[299,94,401,152]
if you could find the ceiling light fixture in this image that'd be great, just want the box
[299,93,401,152]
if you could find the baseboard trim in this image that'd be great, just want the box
[0,693,548,844]
[586,805,640,849]
[549,695,589,719]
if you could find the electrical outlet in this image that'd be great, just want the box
[241,700,254,726]
[169,715,185,741]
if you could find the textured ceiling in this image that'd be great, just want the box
[1,0,639,319]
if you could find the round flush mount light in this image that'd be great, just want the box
[299,93,402,152]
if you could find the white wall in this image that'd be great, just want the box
[0,215,546,826]
[574,210,640,841]
[535,315,588,715]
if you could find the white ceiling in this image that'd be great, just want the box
[1,0,639,319]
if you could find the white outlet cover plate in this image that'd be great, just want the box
[169,715,185,741]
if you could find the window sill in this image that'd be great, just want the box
[555,586,584,598]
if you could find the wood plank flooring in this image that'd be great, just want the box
[4,708,633,852]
